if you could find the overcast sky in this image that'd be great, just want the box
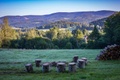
[0,0,120,17]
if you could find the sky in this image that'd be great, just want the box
[0,0,120,17]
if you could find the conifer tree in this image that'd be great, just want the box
[88,26,100,41]
[104,12,120,44]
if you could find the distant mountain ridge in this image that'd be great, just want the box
[0,10,115,28]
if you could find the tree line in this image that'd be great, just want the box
[36,21,95,30]
[0,12,120,49]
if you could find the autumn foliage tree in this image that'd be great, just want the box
[74,29,84,40]
[25,29,39,39]
[0,17,18,47]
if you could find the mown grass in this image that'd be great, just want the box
[0,49,120,80]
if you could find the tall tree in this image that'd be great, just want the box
[46,27,59,40]
[1,17,17,40]
[0,17,18,47]
[88,26,100,41]
[104,12,120,45]
[0,30,3,47]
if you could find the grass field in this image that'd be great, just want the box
[0,49,120,80]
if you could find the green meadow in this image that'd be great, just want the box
[0,49,120,80]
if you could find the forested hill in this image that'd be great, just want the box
[90,18,107,27]
[0,10,115,28]
[36,21,94,30]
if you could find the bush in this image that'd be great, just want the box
[96,44,120,60]
[64,42,72,49]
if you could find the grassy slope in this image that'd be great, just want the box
[0,49,120,80]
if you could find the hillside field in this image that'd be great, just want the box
[0,49,120,80]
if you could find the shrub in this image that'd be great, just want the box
[64,42,72,49]
[96,44,120,60]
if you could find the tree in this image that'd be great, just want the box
[57,30,65,39]
[69,37,78,49]
[64,42,72,49]
[82,29,89,36]
[57,30,73,40]
[53,38,69,49]
[0,24,3,47]
[65,30,73,38]
[0,17,18,47]
[25,29,39,39]
[1,17,18,40]
[104,12,120,45]
[74,29,84,40]
[46,27,59,40]
[88,26,100,41]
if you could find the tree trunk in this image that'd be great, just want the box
[57,63,66,72]
[77,59,85,68]
[42,63,50,72]
[68,62,76,72]
[25,63,33,72]
[81,57,87,65]
[73,55,78,62]
[35,59,41,67]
